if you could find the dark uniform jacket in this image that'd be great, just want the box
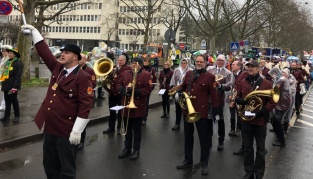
[82,64,97,88]
[261,67,273,83]
[180,70,218,118]
[1,59,24,91]
[237,75,276,126]
[143,65,157,89]
[110,64,132,97]
[233,70,249,91]
[291,68,309,92]
[158,68,174,90]
[117,69,153,118]
[34,41,94,137]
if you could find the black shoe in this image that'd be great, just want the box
[241,173,254,179]
[0,117,9,122]
[118,148,131,158]
[201,165,208,175]
[269,129,274,132]
[176,160,193,169]
[217,142,224,151]
[172,125,180,130]
[141,120,146,125]
[233,148,244,156]
[161,113,166,118]
[13,117,19,123]
[272,141,285,147]
[103,128,115,134]
[130,150,140,160]
[77,143,84,150]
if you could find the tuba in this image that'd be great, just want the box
[93,57,114,90]
[238,86,280,121]
[181,92,201,123]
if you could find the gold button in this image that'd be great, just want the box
[50,100,53,103]
[202,105,204,107]
[69,117,72,120]
[48,108,50,110]
[70,89,72,91]
[53,94,56,96]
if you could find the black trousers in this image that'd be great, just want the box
[124,117,142,151]
[4,91,20,118]
[208,103,225,142]
[242,123,267,178]
[43,133,77,179]
[162,91,170,114]
[272,109,286,144]
[144,94,151,121]
[229,106,242,131]
[295,92,303,115]
[184,117,212,167]
[108,94,122,130]
[175,102,182,125]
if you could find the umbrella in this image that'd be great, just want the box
[286,56,299,62]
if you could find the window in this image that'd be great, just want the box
[120,6,123,12]
[157,29,160,36]
[80,15,83,21]
[130,29,133,35]
[66,15,69,21]
[138,18,141,24]
[125,44,128,49]
[70,15,72,21]
[88,4,91,9]
[154,18,157,24]
[91,15,94,21]
[119,29,121,35]
[80,27,82,33]
[123,6,126,12]
[66,27,68,33]
[90,27,93,33]
[87,15,90,21]
[122,29,125,35]
[153,29,156,36]
[83,4,87,9]
[133,18,137,24]
[148,29,152,36]
[133,29,136,35]
[94,27,97,33]
[158,6,161,12]
[69,27,72,33]
[84,15,86,21]
[99,3,102,9]
[97,27,100,33]
[73,15,76,21]
[52,26,55,32]
[62,27,65,32]
[87,27,89,33]
[95,15,98,21]
[126,29,129,35]
[83,27,86,33]
[76,27,79,33]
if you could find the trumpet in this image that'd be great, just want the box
[168,85,182,96]
[215,74,227,82]
[181,92,201,123]
[120,64,139,135]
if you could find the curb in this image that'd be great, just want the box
[0,100,167,149]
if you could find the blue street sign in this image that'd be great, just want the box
[244,40,249,46]
[230,42,239,51]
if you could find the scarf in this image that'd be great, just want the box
[0,57,18,82]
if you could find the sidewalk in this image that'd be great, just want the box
[0,87,164,149]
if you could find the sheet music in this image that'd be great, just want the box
[110,106,125,111]
[158,89,166,95]
[245,111,255,116]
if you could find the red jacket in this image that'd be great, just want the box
[291,68,309,92]
[34,41,94,137]
[117,69,153,118]
[110,65,132,96]
[82,64,97,89]
[237,76,276,126]
[261,67,273,83]
[180,70,218,118]
[158,68,174,90]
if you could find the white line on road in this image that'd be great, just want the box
[302,107,313,113]
[304,100,313,105]
[299,113,313,119]
[296,119,313,127]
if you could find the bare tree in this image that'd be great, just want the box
[119,0,165,52]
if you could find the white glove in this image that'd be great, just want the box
[175,92,179,102]
[69,117,89,145]
[21,24,44,45]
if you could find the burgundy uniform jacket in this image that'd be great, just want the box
[261,67,273,83]
[34,41,94,137]
[117,69,153,118]
[233,70,249,91]
[237,76,276,126]
[291,68,309,92]
[110,65,132,97]
[180,70,218,118]
[158,69,174,90]
[82,64,97,89]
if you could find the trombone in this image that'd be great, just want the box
[120,64,139,135]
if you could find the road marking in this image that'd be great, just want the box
[302,107,313,113]
[291,125,313,129]
[300,113,313,119]
[304,100,313,105]
[296,119,313,127]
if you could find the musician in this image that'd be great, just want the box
[77,53,97,150]
[169,58,192,130]
[0,45,12,112]
[206,54,232,151]
[290,61,309,118]
[158,61,174,118]
[234,60,276,179]
[259,60,273,83]
[22,24,94,178]
[176,54,218,175]
[103,55,132,134]
[117,57,153,160]
[268,67,291,147]
[142,58,157,125]
[228,61,248,137]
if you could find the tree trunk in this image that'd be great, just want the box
[17,0,36,81]
[209,35,216,55]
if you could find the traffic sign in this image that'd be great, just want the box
[0,1,13,15]
[239,40,244,46]
[230,42,239,51]
[179,43,185,50]
[164,29,176,43]
[244,40,249,46]
[201,40,206,49]
[0,15,8,23]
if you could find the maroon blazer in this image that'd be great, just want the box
[180,71,218,118]
[35,41,94,137]
[82,64,97,89]
[291,68,309,92]
[234,70,249,91]
[261,67,273,83]
[117,69,153,118]
[237,76,276,126]
[143,66,157,90]
[158,69,174,90]
[110,65,132,96]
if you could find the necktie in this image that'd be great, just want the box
[63,70,68,78]
[217,69,220,74]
